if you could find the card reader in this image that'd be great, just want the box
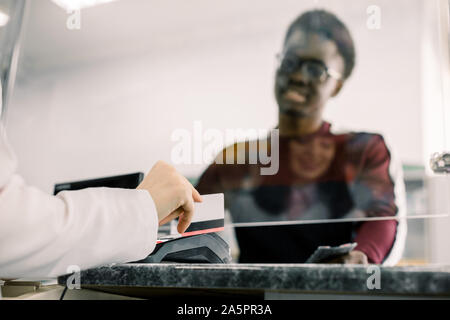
[135,233,232,264]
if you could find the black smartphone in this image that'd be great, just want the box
[305,242,358,263]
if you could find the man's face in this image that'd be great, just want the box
[275,30,345,118]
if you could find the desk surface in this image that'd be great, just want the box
[57,264,450,298]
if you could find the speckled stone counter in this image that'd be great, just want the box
[57,264,450,299]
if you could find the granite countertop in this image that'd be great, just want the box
[57,263,450,297]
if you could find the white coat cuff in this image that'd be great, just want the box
[135,189,159,258]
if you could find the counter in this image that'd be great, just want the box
[57,263,450,299]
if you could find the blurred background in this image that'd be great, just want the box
[0,0,449,265]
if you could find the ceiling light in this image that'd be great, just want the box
[51,0,118,11]
[0,10,10,27]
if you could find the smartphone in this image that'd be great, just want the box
[305,242,358,263]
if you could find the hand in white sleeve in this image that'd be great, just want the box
[0,124,201,278]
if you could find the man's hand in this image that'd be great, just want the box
[137,161,202,234]
[324,250,369,264]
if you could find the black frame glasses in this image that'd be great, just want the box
[276,52,342,83]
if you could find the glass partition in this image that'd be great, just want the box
[4,0,450,265]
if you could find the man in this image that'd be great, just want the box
[196,10,406,265]
[0,120,202,278]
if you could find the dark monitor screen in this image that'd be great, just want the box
[53,172,144,195]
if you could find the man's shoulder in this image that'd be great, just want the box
[329,124,389,150]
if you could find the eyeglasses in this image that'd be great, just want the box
[276,52,342,83]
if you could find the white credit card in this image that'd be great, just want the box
[158,193,225,243]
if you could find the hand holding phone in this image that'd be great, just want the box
[305,243,359,263]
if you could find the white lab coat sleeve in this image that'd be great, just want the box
[0,124,158,279]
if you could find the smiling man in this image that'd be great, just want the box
[196,10,406,265]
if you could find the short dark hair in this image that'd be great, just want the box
[284,10,356,79]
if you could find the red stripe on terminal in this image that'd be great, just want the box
[182,227,225,237]
[156,227,225,244]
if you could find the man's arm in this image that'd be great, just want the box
[354,220,397,264]
[348,134,406,264]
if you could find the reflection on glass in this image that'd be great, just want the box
[6,0,449,266]
[196,10,405,264]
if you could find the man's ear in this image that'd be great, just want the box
[331,80,344,97]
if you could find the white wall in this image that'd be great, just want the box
[4,0,435,194]
[6,33,280,193]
